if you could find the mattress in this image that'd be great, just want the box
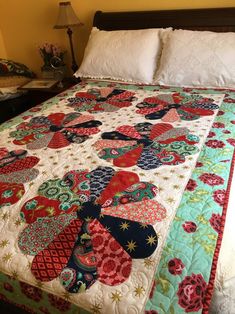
[0,79,234,314]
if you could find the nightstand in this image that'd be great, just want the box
[24,77,79,106]
[0,78,79,124]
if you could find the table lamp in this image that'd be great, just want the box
[54,1,83,73]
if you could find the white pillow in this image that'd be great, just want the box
[155,29,235,88]
[75,27,172,84]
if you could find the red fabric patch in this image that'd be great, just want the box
[181,106,214,116]
[97,171,139,205]
[47,113,65,126]
[21,196,78,224]
[31,219,82,281]
[89,219,131,285]
[149,123,173,140]
[113,145,143,168]
[0,157,39,175]
[0,182,25,206]
[48,132,70,149]
[116,125,142,139]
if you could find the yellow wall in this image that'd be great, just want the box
[0,0,234,76]
[0,29,7,58]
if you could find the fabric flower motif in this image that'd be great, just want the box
[209,213,221,233]
[182,221,197,233]
[94,122,199,170]
[227,138,235,147]
[213,189,225,207]
[212,122,225,128]
[67,87,136,113]
[48,293,71,311]
[177,273,207,312]
[20,282,42,302]
[205,140,225,149]
[185,179,197,192]
[0,148,39,208]
[18,166,166,293]
[168,258,185,275]
[10,112,102,150]
[199,173,224,186]
[136,93,219,122]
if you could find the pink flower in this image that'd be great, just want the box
[48,293,71,311]
[212,122,225,128]
[182,221,197,233]
[20,282,42,302]
[199,173,224,186]
[207,131,216,138]
[209,213,221,233]
[231,120,235,125]
[186,179,197,192]
[177,273,207,312]
[227,138,235,147]
[213,189,225,207]
[223,130,231,134]
[196,162,203,168]
[224,98,235,103]
[145,311,159,314]
[3,282,14,293]
[168,258,185,275]
[39,307,51,314]
[217,110,225,115]
[205,140,225,149]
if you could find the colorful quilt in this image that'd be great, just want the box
[0,80,234,314]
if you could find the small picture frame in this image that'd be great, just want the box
[19,79,59,90]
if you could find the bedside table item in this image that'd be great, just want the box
[19,79,59,91]
[54,2,83,73]
[0,78,76,124]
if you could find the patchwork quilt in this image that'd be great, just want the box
[0,80,234,314]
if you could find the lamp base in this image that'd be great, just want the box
[67,27,78,73]
[71,62,78,73]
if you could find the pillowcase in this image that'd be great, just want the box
[154,29,235,88]
[0,58,35,78]
[75,27,172,84]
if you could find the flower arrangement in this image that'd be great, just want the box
[38,43,65,68]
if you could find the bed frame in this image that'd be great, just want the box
[93,7,235,32]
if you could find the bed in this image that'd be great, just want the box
[0,7,234,314]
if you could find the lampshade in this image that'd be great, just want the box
[54,1,83,29]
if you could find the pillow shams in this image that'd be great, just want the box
[154,29,235,88]
[75,27,172,84]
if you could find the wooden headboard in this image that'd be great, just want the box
[93,7,235,32]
